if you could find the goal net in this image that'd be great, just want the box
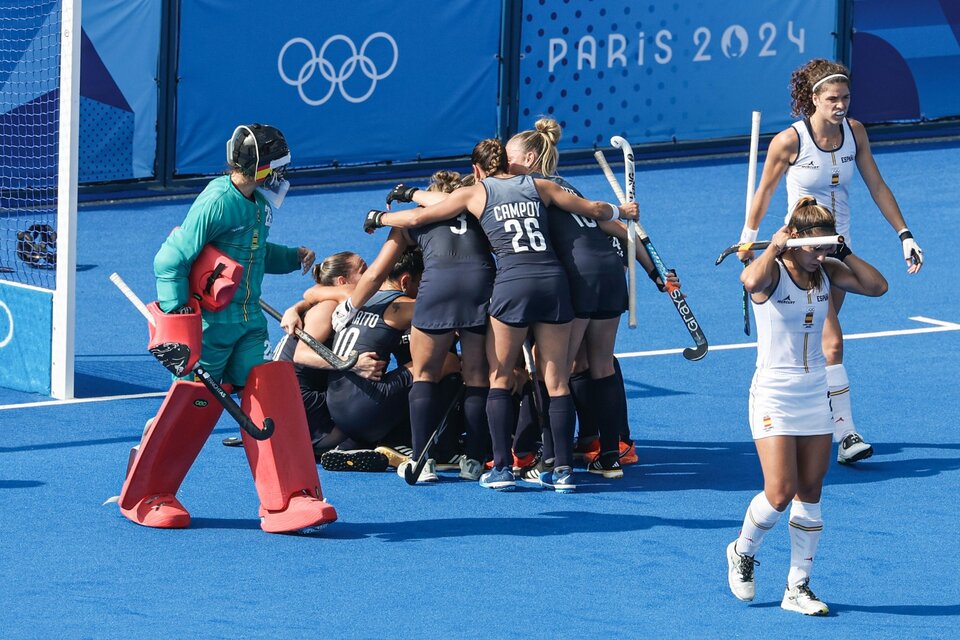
[0,0,79,398]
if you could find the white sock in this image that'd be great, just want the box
[787,500,823,588]
[736,492,784,557]
[826,364,856,442]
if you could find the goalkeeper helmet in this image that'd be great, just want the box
[226,124,291,180]
[16,223,57,269]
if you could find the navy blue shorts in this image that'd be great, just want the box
[567,267,628,319]
[413,261,495,331]
[488,261,574,326]
[326,367,413,442]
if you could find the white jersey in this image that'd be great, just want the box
[784,118,858,238]
[752,259,830,374]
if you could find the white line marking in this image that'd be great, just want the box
[615,316,960,359]
[2,318,957,409]
[0,391,166,411]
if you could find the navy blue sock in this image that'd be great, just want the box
[590,374,625,455]
[512,380,542,457]
[408,381,439,459]
[486,388,516,469]
[613,357,632,444]
[548,394,575,468]
[463,386,490,463]
[569,369,598,441]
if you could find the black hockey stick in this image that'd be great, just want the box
[522,339,546,430]
[715,235,845,265]
[258,299,359,371]
[595,150,708,361]
[404,386,465,485]
[110,272,274,440]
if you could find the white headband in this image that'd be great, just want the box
[812,73,849,92]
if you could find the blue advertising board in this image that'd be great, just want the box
[518,0,839,149]
[175,0,502,175]
[851,0,960,123]
[0,283,52,395]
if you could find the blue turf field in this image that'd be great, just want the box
[1,140,958,638]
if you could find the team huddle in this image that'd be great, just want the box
[111,59,923,618]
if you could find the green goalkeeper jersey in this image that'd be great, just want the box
[154,175,300,324]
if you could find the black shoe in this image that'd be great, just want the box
[320,449,389,472]
[222,436,244,447]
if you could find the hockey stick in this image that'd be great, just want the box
[403,386,465,485]
[741,111,762,336]
[595,150,708,361]
[716,235,845,265]
[258,299,359,371]
[109,272,274,440]
[607,138,638,328]
[522,339,546,429]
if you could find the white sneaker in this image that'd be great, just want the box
[781,580,829,616]
[726,540,758,602]
[458,457,483,481]
[837,432,873,464]
[397,459,438,483]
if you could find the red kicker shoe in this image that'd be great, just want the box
[121,493,191,529]
[259,492,338,534]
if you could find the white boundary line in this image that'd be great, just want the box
[0,391,165,411]
[1,317,957,410]
[615,315,960,359]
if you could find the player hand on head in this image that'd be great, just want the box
[898,229,923,274]
[386,184,419,209]
[771,226,792,255]
[298,246,316,275]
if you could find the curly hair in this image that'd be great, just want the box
[790,59,850,118]
[508,117,562,176]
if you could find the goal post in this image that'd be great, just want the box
[0,0,80,398]
[52,0,80,399]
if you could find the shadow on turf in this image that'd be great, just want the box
[0,479,44,489]
[323,510,742,542]
[749,600,960,617]
[623,440,960,492]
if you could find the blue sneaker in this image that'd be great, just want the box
[540,465,576,493]
[479,466,516,491]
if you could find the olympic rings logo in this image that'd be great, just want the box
[278,32,399,106]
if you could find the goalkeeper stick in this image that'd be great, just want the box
[259,299,359,371]
[594,150,708,361]
[716,235,845,265]
[109,272,274,440]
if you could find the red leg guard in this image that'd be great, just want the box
[241,361,337,533]
[118,380,223,528]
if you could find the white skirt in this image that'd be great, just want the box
[748,368,832,439]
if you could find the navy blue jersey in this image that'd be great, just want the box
[479,175,560,268]
[331,289,411,366]
[409,214,493,265]
[542,174,627,317]
[479,175,574,325]
[408,214,495,330]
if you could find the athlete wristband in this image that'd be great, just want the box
[898,228,913,241]
[606,203,619,221]
[739,226,759,244]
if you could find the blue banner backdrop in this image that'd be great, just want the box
[517,0,838,150]
[0,283,52,394]
[175,0,502,175]
[850,0,960,123]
